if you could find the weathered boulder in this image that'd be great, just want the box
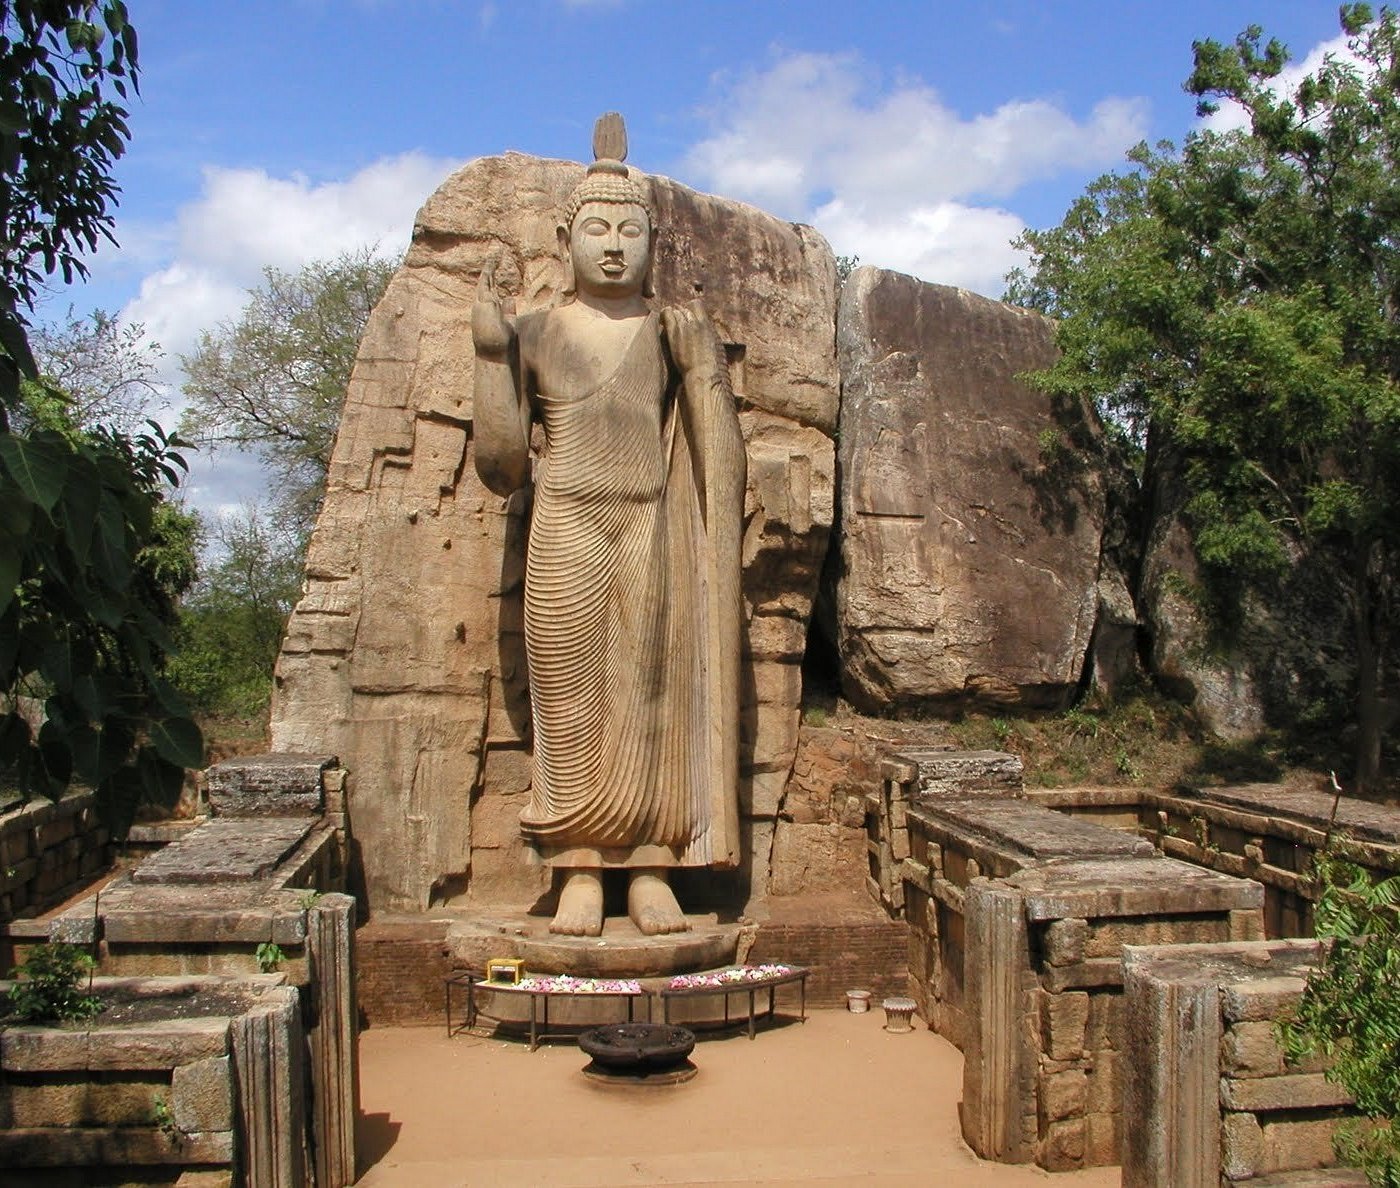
[269,153,836,913]
[1139,468,1265,738]
[1138,460,1351,740]
[834,268,1105,712]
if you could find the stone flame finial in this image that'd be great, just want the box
[562,111,650,228]
[593,111,627,166]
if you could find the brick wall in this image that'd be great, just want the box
[356,917,451,1027]
[747,919,909,1007]
[355,914,908,1023]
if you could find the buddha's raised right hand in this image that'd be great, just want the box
[472,260,514,356]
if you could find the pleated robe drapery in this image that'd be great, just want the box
[518,310,743,869]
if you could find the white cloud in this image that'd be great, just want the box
[114,151,460,516]
[681,51,1146,294]
[1201,29,1361,134]
[815,198,1029,298]
[122,151,459,373]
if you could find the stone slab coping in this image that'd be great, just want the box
[49,878,311,946]
[125,820,203,845]
[1175,783,1400,846]
[0,788,93,826]
[1245,1171,1369,1186]
[881,747,1023,792]
[1025,786,1146,808]
[131,818,314,885]
[1122,938,1322,997]
[2,918,52,939]
[884,745,957,764]
[909,797,1157,861]
[1004,856,1264,920]
[0,974,290,1072]
[205,752,335,819]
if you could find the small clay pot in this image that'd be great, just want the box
[846,989,872,1013]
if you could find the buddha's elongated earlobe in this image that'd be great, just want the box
[557,223,575,296]
[642,224,657,299]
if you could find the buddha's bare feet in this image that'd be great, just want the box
[628,869,690,935]
[550,870,604,936]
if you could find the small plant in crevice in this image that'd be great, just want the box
[4,944,102,1024]
[255,942,285,973]
[152,1093,180,1141]
[1278,851,1400,1184]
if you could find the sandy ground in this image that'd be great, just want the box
[355,1011,1121,1187]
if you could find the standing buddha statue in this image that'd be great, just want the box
[472,113,746,937]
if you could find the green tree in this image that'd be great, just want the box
[179,247,396,538]
[1007,5,1400,792]
[0,2,204,829]
[1281,853,1400,1182]
[29,307,163,434]
[167,505,302,723]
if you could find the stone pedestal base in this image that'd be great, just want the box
[446,911,742,978]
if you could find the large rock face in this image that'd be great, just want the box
[835,268,1104,711]
[1139,458,1352,740]
[269,154,837,913]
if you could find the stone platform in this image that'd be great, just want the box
[446,911,745,978]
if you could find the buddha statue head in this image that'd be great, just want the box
[558,112,656,299]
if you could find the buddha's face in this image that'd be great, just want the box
[566,200,651,297]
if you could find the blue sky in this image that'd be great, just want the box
[42,0,1352,515]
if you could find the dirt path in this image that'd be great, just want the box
[355,1010,1120,1186]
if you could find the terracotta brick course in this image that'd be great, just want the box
[356,918,452,1026]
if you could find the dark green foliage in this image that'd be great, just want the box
[0,2,137,306]
[1280,853,1400,1183]
[0,3,204,830]
[5,942,101,1022]
[1,415,203,826]
[1007,6,1400,790]
[167,507,302,722]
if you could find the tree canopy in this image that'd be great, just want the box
[180,247,396,538]
[28,307,163,434]
[1007,4,1400,791]
[167,504,302,723]
[0,2,203,829]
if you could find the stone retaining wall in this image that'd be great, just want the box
[0,790,113,923]
[20,756,360,1188]
[902,795,1156,1048]
[866,749,1024,915]
[956,857,1262,1171]
[1029,784,1400,937]
[878,749,1270,1173]
[1122,939,1366,1185]
[0,975,301,1187]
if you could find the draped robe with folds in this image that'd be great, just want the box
[517,308,744,869]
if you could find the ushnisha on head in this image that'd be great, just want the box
[559,112,656,299]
